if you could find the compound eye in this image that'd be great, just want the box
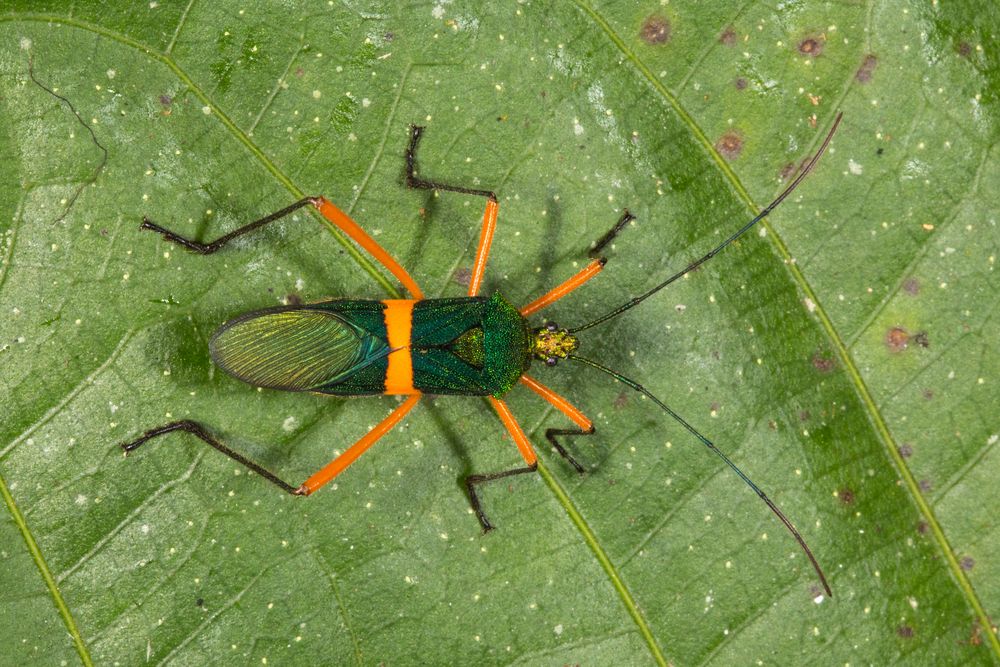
[545,322,559,332]
[545,357,558,367]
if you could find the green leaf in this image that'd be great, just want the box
[1,2,998,665]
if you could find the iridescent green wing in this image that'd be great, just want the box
[209,306,377,391]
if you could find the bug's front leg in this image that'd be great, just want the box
[544,426,595,474]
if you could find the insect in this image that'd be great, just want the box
[126,114,842,596]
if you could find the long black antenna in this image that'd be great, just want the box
[570,354,832,597]
[571,112,842,334]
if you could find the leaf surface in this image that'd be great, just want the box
[1,2,998,665]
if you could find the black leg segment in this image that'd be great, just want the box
[405,125,497,202]
[545,425,596,474]
[590,209,636,259]
[140,197,315,254]
[122,420,300,494]
[464,463,538,532]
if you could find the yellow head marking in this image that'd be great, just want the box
[531,323,579,367]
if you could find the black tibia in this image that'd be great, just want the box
[590,209,636,259]
[140,198,315,254]
[405,125,497,201]
[545,425,596,474]
[464,464,538,532]
[121,420,300,494]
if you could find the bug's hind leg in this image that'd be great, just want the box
[122,420,299,494]
[140,198,314,255]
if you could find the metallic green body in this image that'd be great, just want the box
[411,292,531,396]
[209,292,531,398]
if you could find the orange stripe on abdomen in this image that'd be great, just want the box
[382,299,418,395]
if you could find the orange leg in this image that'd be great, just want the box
[488,396,538,466]
[520,258,605,316]
[310,197,424,299]
[520,375,595,473]
[297,394,421,494]
[463,397,539,531]
[468,198,499,297]
[520,375,591,430]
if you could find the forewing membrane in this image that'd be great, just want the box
[210,308,367,391]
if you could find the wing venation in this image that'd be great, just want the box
[210,308,367,391]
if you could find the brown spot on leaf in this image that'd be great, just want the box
[614,392,629,409]
[159,94,172,106]
[897,625,914,639]
[957,41,972,58]
[734,77,748,90]
[640,15,671,45]
[970,623,983,646]
[837,488,855,505]
[898,443,913,458]
[452,267,472,287]
[798,36,824,57]
[912,331,930,348]
[921,388,934,400]
[719,26,737,46]
[960,556,975,571]
[917,520,928,534]
[812,352,835,373]
[779,159,809,181]
[716,131,743,159]
[855,54,878,83]
[919,479,932,492]
[285,293,303,306]
[799,410,811,422]
[768,420,778,430]
[903,277,920,295]
[885,327,909,352]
